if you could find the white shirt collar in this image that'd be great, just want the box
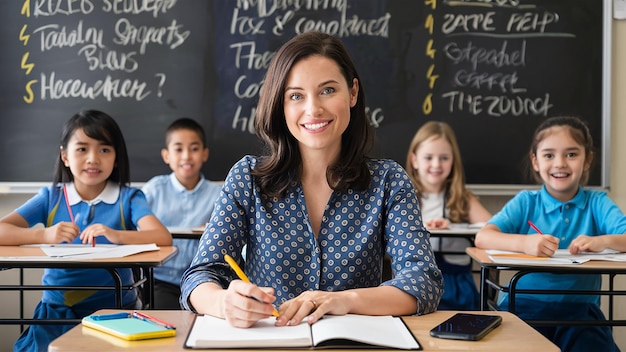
[65,181,120,206]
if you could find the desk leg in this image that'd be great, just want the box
[610,273,615,324]
[480,266,487,310]
[105,268,123,308]
[141,266,154,309]
[19,268,25,332]
[508,271,526,315]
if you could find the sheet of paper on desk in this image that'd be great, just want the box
[167,226,205,234]
[487,249,626,265]
[448,222,486,230]
[18,243,159,260]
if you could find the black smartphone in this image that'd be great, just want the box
[429,313,502,341]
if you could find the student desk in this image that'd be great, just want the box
[429,227,477,255]
[0,245,177,326]
[429,227,482,280]
[167,227,204,239]
[466,247,626,327]
[48,309,559,351]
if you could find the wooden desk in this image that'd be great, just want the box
[467,247,626,326]
[0,246,177,326]
[430,227,478,236]
[429,227,477,255]
[48,309,558,351]
[167,227,204,239]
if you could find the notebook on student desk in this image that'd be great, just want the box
[82,312,176,341]
[184,314,421,349]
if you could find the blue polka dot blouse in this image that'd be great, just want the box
[180,156,443,314]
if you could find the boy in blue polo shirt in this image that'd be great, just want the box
[143,117,221,309]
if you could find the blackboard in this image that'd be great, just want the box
[0,0,610,191]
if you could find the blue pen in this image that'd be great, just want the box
[91,312,131,320]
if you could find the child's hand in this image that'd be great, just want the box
[569,235,607,254]
[425,218,450,230]
[80,224,119,245]
[524,234,559,257]
[43,222,79,244]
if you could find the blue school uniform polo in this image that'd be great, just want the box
[488,185,626,304]
[142,173,221,286]
[16,181,154,308]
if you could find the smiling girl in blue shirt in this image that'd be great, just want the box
[0,110,171,351]
[476,116,626,352]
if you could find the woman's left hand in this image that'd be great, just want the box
[275,290,351,326]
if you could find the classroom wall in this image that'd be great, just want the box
[605,18,626,350]
[0,19,625,351]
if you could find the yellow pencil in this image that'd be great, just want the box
[224,254,280,317]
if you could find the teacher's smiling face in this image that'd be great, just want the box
[283,55,358,157]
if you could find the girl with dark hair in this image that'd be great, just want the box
[0,110,171,351]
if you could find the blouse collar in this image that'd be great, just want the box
[65,181,119,206]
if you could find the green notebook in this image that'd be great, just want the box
[82,314,176,341]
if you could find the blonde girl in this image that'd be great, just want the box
[406,121,491,310]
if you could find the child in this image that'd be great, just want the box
[0,110,171,351]
[142,117,221,309]
[405,121,491,310]
[475,116,626,352]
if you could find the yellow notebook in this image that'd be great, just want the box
[82,313,176,341]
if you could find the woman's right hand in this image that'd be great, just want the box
[221,280,277,328]
[43,222,79,244]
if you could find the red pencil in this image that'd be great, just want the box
[133,311,176,329]
[64,184,95,246]
[62,185,74,223]
[527,220,543,234]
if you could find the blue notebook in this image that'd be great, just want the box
[82,313,176,341]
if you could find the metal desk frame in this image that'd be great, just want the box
[468,247,626,327]
[0,246,177,329]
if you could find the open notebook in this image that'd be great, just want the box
[184,314,421,350]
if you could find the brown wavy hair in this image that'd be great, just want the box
[252,31,374,198]
[405,121,472,223]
